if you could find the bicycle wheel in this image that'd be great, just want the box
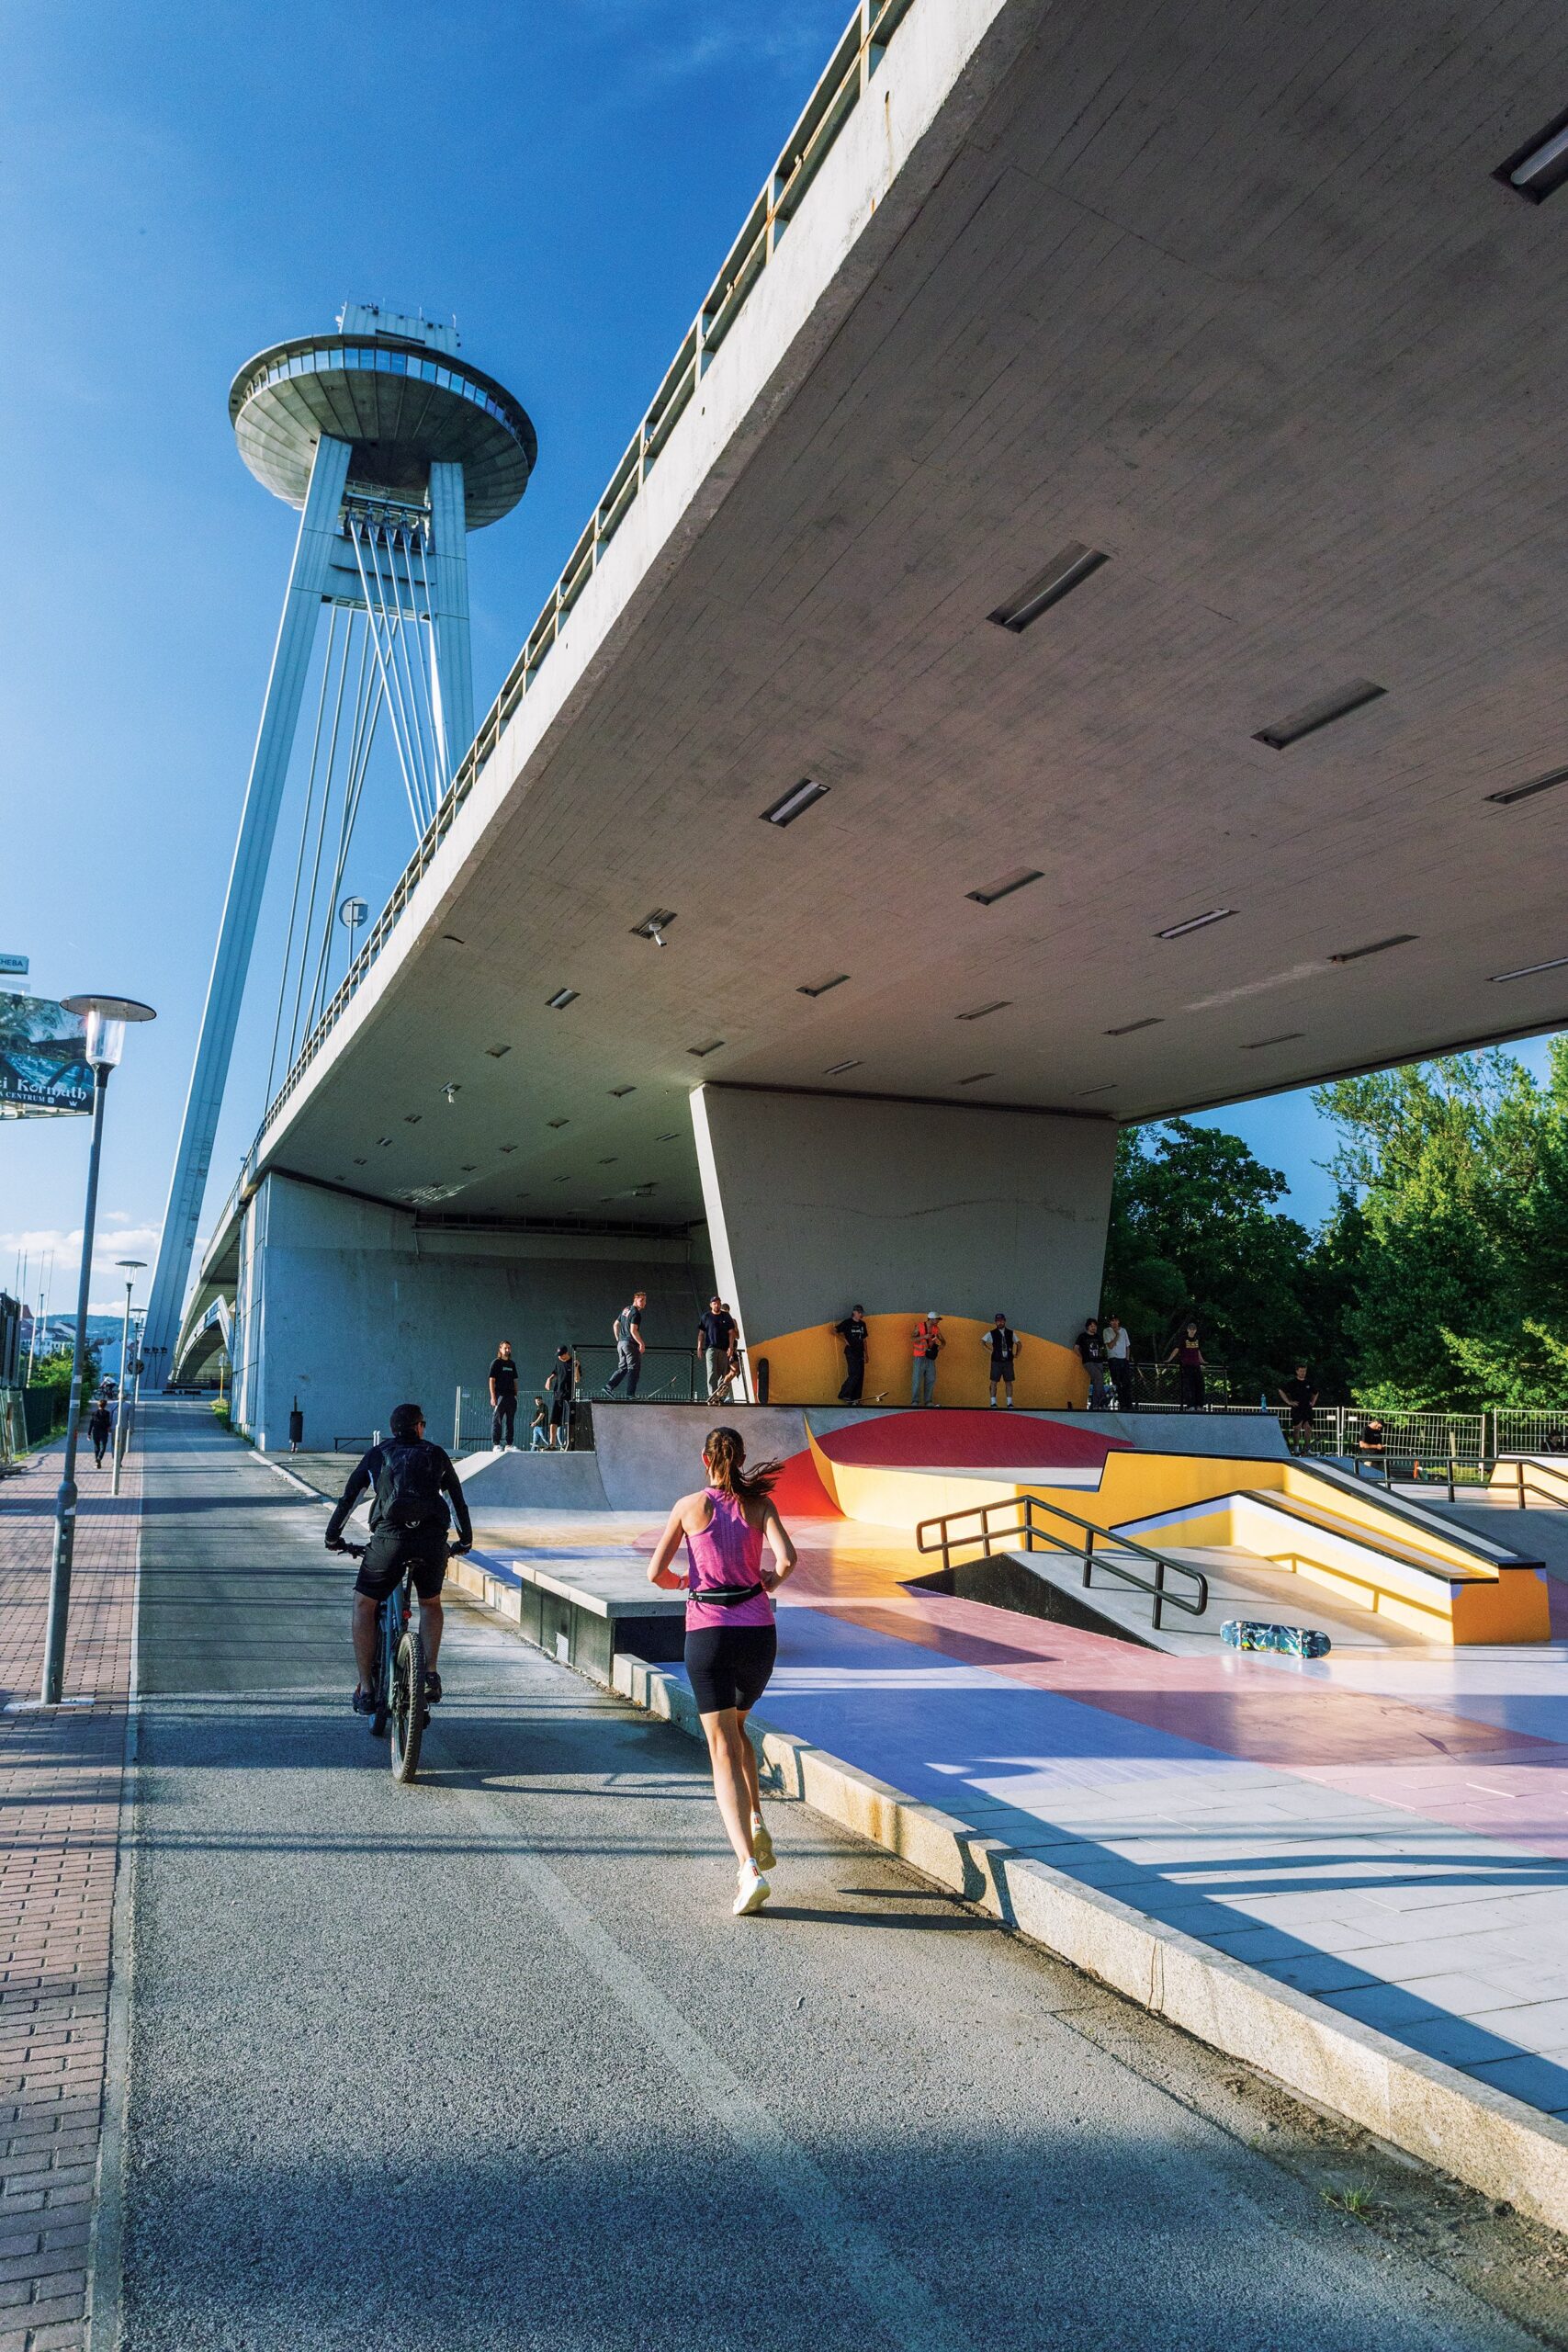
[390,1624,426,1783]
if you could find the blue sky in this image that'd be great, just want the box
[2,0,1560,1313]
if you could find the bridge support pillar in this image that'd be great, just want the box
[689,1085,1118,1410]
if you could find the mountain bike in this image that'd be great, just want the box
[343,1542,448,1783]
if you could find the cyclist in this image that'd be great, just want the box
[324,1402,472,1716]
[647,1426,796,1917]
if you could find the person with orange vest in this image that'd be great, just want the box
[910,1313,944,1407]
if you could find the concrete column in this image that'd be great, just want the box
[690,1084,1117,1408]
[426,460,473,781]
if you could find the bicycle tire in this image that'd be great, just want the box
[372,1606,392,1738]
[390,1625,426,1782]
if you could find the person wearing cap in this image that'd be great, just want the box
[983,1312,1021,1408]
[834,1305,871,1404]
[910,1312,944,1407]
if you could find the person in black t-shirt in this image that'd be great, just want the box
[1278,1365,1318,1453]
[489,1340,519,1448]
[325,1401,472,1713]
[834,1306,870,1403]
[605,1292,647,1397]
[695,1296,738,1401]
[984,1312,1021,1409]
[546,1345,576,1448]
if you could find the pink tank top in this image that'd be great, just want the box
[683,1488,774,1631]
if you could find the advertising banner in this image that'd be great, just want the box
[0,993,91,1115]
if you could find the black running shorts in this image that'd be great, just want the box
[354,1527,448,1603]
[684,1623,777,1715]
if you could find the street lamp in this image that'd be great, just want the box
[42,995,156,1704]
[110,1260,146,1496]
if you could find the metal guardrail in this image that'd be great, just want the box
[916,1489,1209,1633]
[1495,1453,1568,1510]
[250,0,920,1153]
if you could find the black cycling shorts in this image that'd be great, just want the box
[354,1528,448,1603]
[684,1623,777,1716]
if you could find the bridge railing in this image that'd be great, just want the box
[254,0,923,1148]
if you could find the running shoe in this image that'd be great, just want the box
[750,1818,776,1871]
[352,1685,377,1715]
[424,1669,443,1706]
[733,1860,771,1916]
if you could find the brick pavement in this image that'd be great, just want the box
[0,1431,139,2352]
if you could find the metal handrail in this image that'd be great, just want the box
[915,1491,1209,1632]
[1497,1453,1568,1510]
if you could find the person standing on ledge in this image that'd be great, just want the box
[1278,1363,1318,1453]
[983,1312,1021,1408]
[546,1344,576,1449]
[1075,1317,1109,1408]
[647,1426,796,1916]
[834,1305,870,1404]
[605,1290,647,1398]
[910,1312,943,1407]
[1167,1318,1206,1411]
[694,1295,737,1403]
[489,1340,519,1449]
[1102,1314,1133,1412]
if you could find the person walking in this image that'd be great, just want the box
[694,1295,737,1403]
[910,1313,943,1406]
[983,1312,1021,1408]
[545,1345,576,1449]
[1278,1364,1318,1454]
[87,1396,113,1469]
[489,1340,519,1449]
[1076,1317,1109,1408]
[834,1306,870,1404]
[528,1396,549,1451]
[647,1427,796,1916]
[605,1291,647,1398]
[1102,1315,1134,1412]
[1167,1319,1206,1411]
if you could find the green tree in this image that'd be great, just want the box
[1101,1121,1318,1392]
[27,1342,103,1430]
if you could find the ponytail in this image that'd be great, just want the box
[703,1425,780,1505]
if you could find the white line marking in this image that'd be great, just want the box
[444,1750,976,2352]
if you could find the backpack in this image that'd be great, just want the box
[373,1441,447,1533]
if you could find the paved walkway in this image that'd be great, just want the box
[468,1498,1568,2122]
[114,1405,1543,2349]
[0,1430,139,2352]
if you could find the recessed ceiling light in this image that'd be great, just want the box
[599,1156,618,1165]
[966,868,1043,908]
[761,778,829,827]
[1106,1017,1162,1035]
[954,1072,994,1086]
[460,1164,478,1174]
[553,1174,570,1182]
[1486,764,1568,808]
[1156,910,1235,941]
[797,974,849,998]
[377,1136,391,1147]
[957,1001,1010,1022]
[656,1131,680,1141]
[546,988,579,1010]
[1254,680,1386,751]
[631,909,677,944]
[1241,1032,1306,1050]
[1327,934,1416,965]
[609,1085,637,1097]
[823,1058,861,1076]
[547,1118,570,1129]
[442,933,465,944]
[688,1039,725,1057]
[1496,109,1568,201]
[403,1114,421,1125]
[485,1044,511,1058]
[499,1144,517,1153]
[1491,955,1568,982]
[1077,1084,1118,1096]
[988,542,1108,633]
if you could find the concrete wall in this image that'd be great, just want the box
[231,1173,712,1451]
[691,1085,1117,1406]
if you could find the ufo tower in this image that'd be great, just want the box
[141,305,536,1385]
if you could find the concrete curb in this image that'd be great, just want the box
[611,1650,1568,2238]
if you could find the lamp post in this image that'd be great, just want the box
[42,996,156,1705]
[110,1261,146,1496]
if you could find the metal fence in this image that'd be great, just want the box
[0,1389,27,1476]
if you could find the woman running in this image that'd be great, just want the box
[648,1426,796,1915]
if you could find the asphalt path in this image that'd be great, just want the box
[118,1405,1548,2351]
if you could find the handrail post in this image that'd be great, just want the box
[1448,1433,1456,1504]
[1518,1460,1526,1511]
[1153,1556,1165,1633]
[1082,1526,1095,1589]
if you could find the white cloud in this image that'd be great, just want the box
[2,1220,163,1315]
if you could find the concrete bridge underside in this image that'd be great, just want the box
[190,0,1568,1434]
